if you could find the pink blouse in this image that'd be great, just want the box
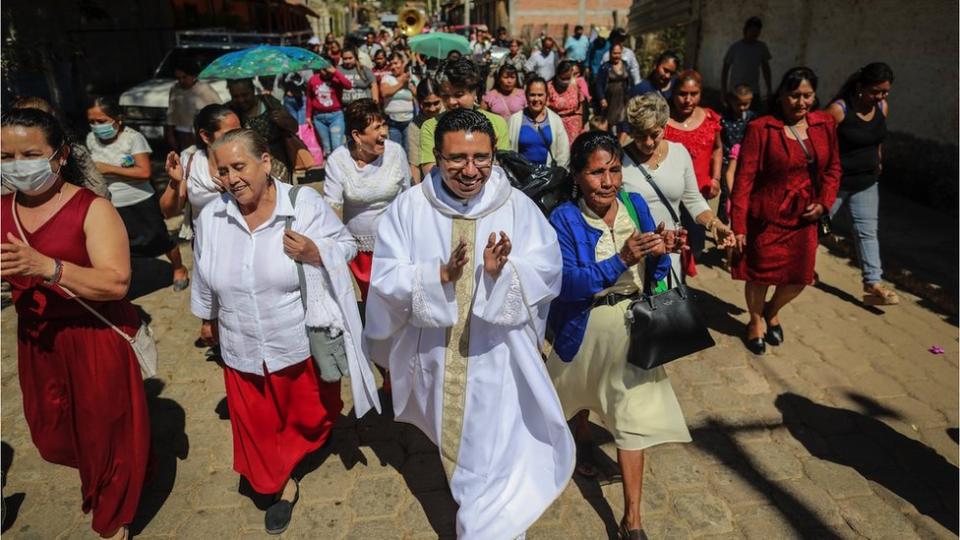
[483,89,527,122]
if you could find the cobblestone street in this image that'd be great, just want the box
[2,232,957,539]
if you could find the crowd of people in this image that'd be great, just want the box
[0,15,899,540]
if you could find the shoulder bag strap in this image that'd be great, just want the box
[533,117,556,164]
[786,124,821,197]
[623,143,680,226]
[9,195,135,343]
[617,190,679,290]
[284,185,309,310]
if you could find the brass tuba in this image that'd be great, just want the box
[398,8,425,36]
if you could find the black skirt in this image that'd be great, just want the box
[116,195,176,258]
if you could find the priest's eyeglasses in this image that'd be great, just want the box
[437,153,494,170]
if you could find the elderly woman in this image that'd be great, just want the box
[322,99,411,301]
[731,67,840,355]
[1,108,150,540]
[507,76,570,167]
[547,131,691,540]
[192,128,377,533]
[621,93,735,277]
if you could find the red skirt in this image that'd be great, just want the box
[223,359,342,494]
[348,250,373,302]
[731,218,818,285]
[17,306,151,536]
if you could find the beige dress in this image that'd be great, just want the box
[547,199,692,451]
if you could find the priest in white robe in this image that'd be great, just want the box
[364,108,575,539]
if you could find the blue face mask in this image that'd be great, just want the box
[90,122,118,140]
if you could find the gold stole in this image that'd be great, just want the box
[439,217,476,480]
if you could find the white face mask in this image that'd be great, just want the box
[1,150,62,195]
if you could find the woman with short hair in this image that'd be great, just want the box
[547,131,690,540]
[621,93,734,277]
[323,99,411,300]
[731,67,841,354]
[193,128,377,533]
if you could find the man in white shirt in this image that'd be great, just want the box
[601,28,641,85]
[721,16,773,100]
[524,36,559,81]
[364,108,574,540]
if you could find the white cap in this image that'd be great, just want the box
[307,36,321,46]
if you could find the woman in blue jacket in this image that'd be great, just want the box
[547,131,691,540]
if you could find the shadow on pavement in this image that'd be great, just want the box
[688,285,747,338]
[812,279,885,315]
[776,392,959,534]
[1,442,24,534]
[132,379,189,535]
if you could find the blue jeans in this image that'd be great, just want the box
[284,95,306,125]
[829,182,883,285]
[387,118,411,155]
[312,110,345,156]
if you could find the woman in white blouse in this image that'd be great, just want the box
[160,103,241,221]
[323,98,411,301]
[621,93,734,276]
[191,128,377,534]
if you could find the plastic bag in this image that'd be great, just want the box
[496,150,571,215]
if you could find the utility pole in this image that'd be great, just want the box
[464,0,470,26]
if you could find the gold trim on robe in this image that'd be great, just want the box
[439,217,476,480]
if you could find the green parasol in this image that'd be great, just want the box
[199,45,331,79]
[407,32,471,60]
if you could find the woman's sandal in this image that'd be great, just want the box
[265,478,300,535]
[863,284,900,306]
[618,518,649,540]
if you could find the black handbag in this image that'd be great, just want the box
[787,124,832,237]
[619,181,715,370]
[495,148,570,215]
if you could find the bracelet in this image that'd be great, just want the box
[45,257,63,284]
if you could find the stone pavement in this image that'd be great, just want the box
[1,238,958,539]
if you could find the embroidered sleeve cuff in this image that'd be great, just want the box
[411,262,458,328]
[473,263,527,326]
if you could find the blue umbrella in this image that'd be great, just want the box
[199,45,331,79]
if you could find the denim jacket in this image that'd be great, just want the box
[547,193,671,362]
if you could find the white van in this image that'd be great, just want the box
[119,29,312,140]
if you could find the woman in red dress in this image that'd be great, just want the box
[664,70,723,268]
[547,60,587,145]
[1,108,150,540]
[730,67,841,355]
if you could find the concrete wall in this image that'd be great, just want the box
[507,0,632,40]
[692,0,958,144]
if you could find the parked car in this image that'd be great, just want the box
[119,29,312,140]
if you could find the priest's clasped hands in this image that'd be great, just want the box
[440,232,512,284]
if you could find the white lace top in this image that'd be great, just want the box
[323,140,411,251]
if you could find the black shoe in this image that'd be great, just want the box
[765,324,784,346]
[619,518,649,540]
[265,478,299,535]
[746,337,766,355]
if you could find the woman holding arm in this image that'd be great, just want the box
[621,93,735,277]
[664,70,724,265]
[86,96,190,290]
[730,67,841,354]
[1,109,150,540]
[547,131,691,540]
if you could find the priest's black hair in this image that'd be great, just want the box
[433,108,496,154]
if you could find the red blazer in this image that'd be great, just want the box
[730,111,841,234]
